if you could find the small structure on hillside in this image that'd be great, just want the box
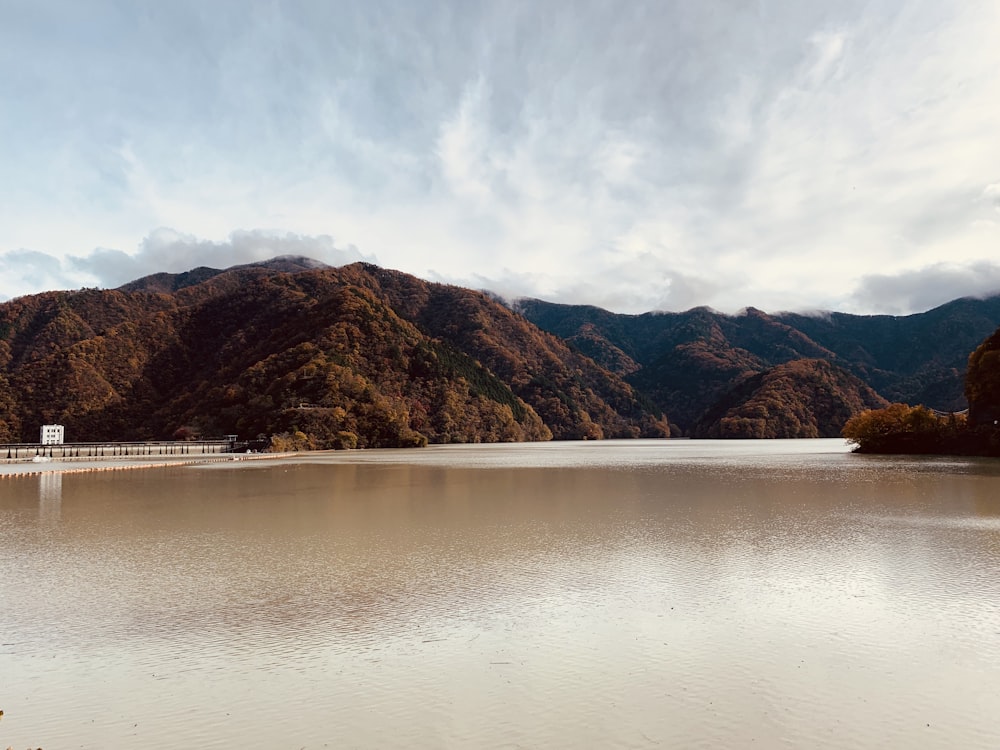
[40,424,65,445]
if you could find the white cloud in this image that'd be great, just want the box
[0,250,81,301]
[0,230,374,297]
[435,77,496,206]
[984,183,1000,213]
[2,1,1000,315]
[849,261,1000,315]
[805,29,848,85]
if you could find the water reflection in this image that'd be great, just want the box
[38,472,62,523]
[1,441,999,749]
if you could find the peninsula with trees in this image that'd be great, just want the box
[842,325,1000,456]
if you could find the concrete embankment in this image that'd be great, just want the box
[0,452,290,478]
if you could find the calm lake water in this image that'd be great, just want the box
[2,439,1000,748]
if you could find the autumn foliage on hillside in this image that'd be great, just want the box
[842,325,1000,456]
[694,359,888,438]
[519,295,1000,433]
[966,326,1000,428]
[842,404,967,453]
[0,262,669,448]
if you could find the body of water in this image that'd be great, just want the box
[1,439,999,748]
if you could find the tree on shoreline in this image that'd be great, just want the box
[967,327,1000,428]
[843,324,1000,455]
[842,403,966,454]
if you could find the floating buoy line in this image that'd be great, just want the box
[0,452,291,479]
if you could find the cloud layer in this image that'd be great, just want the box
[2,1,999,314]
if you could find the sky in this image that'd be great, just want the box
[2,1,1000,316]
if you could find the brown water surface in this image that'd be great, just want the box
[1,439,999,748]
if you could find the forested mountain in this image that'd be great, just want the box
[0,260,669,447]
[517,296,1000,434]
[3,257,996,446]
[691,359,888,438]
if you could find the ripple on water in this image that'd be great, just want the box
[2,442,1000,748]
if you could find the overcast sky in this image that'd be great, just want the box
[2,1,999,315]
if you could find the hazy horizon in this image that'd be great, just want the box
[6,251,998,320]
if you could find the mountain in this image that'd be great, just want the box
[516,296,1000,434]
[776,297,1000,408]
[117,255,330,294]
[691,359,888,438]
[4,258,996,447]
[0,262,669,447]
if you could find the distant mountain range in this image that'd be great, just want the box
[1,256,997,446]
[516,294,1000,436]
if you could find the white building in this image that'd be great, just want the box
[40,424,65,445]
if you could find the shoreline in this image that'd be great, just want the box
[0,451,293,478]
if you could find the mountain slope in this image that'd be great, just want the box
[692,359,889,438]
[517,295,1000,433]
[0,262,669,446]
[776,296,1000,408]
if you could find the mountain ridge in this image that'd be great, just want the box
[2,257,997,445]
[516,293,1000,433]
[0,261,668,446]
